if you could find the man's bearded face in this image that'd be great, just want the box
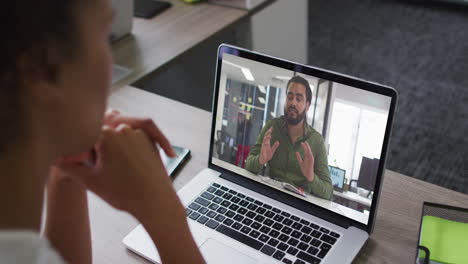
[284,82,309,126]
[284,104,307,125]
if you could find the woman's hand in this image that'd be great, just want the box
[55,109,175,166]
[52,110,205,264]
[103,109,176,157]
[52,109,183,220]
[58,123,183,219]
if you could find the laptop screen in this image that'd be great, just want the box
[328,166,345,191]
[211,47,396,226]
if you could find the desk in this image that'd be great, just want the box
[111,0,244,89]
[111,0,273,90]
[333,191,372,212]
[88,85,468,264]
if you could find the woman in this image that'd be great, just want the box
[0,0,205,263]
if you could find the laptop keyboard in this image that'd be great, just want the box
[185,183,341,264]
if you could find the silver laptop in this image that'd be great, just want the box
[123,44,398,264]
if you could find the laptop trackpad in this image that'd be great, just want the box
[200,238,258,264]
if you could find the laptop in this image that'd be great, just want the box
[123,44,398,264]
[328,166,346,193]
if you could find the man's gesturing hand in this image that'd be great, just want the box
[259,127,280,165]
[296,142,315,182]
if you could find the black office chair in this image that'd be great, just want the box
[350,157,379,197]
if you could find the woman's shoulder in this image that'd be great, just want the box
[0,230,65,264]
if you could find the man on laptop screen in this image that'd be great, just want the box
[211,52,392,225]
[244,75,332,200]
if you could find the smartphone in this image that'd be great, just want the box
[159,145,190,176]
[134,0,172,19]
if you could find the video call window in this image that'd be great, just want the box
[212,54,392,224]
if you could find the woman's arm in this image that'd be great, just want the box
[44,168,92,264]
[135,190,204,264]
[53,112,203,263]
[61,125,205,264]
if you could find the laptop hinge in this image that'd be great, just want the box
[220,171,354,229]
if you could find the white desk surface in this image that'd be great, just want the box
[111,0,247,89]
[333,190,372,207]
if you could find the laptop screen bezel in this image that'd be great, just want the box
[208,44,398,234]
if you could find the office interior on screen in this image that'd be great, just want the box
[212,54,391,214]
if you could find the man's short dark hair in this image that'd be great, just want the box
[0,0,86,154]
[286,75,313,104]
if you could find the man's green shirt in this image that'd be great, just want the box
[245,117,333,200]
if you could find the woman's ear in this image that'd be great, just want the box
[17,52,65,108]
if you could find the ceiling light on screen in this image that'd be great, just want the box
[258,85,266,94]
[258,97,266,104]
[241,68,255,81]
[223,60,255,82]
[275,76,291,80]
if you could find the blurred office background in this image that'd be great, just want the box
[135,0,467,195]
